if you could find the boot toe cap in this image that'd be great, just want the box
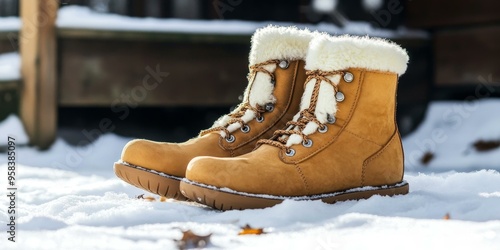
[185,153,306,196]
[186,156,243,189]
[120,139,185,177]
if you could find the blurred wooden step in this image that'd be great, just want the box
[406,0,500,28]
[0,80,19,120]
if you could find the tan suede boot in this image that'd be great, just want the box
[114,26,314,199]
[180,35,410,209]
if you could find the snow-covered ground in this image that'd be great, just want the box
[0,52,20,81]
[0,16,20,32]
[404,99,500,171]
[1,99,500,249]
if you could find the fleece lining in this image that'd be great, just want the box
[305,34,409,75]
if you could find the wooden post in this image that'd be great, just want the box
[20,0,58,149]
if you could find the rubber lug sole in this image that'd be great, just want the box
[114,162,187,201]
[180,180,409,210]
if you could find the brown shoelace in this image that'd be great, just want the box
[257,70,344,151]
[199,60,280,139]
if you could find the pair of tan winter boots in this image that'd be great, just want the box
[114,26,410,210]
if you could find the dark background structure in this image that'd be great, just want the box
[0,0,499,148]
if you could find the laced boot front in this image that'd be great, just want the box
[180,34,410,210]
[114,26,314,200]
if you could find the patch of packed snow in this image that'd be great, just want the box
[0,16,20,32]
[0,114,28,144]
[0,52,20,81]
[57,6,428,39]
[1,99,500,249]
[404,99,500,171]
[2,133,130,178]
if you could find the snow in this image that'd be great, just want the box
[0,16,20,32]
[0,114,28,144]
[1,100,500,249]
[0,52,20,81]
[57,6,428,39]
[362,0,384,11]
[404,99,500,171]
[312,0,338,13]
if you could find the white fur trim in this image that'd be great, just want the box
[249,25,316,65]
[305,34,409,76]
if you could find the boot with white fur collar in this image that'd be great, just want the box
[180,34,410,209]
[114,26,314,200]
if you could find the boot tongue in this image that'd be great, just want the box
[297,74,341,123]
[244,64,277,108]
[223,63,277,134]
[210,63,278,137]
[284,73,342,147]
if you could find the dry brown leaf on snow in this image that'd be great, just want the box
[443,213,451,220]
[238,224,265,235]
[136,194,156,202]
[473,140,500,152]
[175,230,211,250]
[420,151,434,165]
[136,194,169,202]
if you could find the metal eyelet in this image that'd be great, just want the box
[279,60,289,69]
[318,125,328,133]
[302,139,313,148]
[327,114,336,124]
[285,148,295,157]
[265,103,274,112]
[240,125,250,133]
[256,116,264,123]
[225,134,235,143]
[344,72,354,83]
[335,92,345,102]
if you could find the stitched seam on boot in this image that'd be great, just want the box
[362,129,398,186]
[288,70,364,164]
[348,67,395,76]
[294,164,310,192]
[227,61,301,150]
[394,81,405,182]
[343,129,383,147]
